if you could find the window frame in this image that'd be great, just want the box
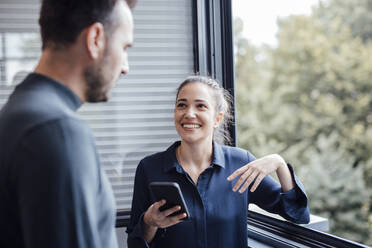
[248,211,369,248]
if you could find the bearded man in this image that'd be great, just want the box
[0,0,136,247]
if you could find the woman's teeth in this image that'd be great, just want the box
[183,124,200,128]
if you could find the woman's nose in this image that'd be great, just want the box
[185,107,196,118]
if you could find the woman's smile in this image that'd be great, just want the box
[181,123,202,129]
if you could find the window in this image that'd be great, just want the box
[233,0,372,246]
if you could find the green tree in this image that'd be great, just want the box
[298,133,371,243]
[316,0,372,43]
[270,14,372,167]
[235,0,372,244]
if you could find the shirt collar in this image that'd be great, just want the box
[163,140,226,173]
[212,141,226,168]
[22,73,82,111]
[163,141,183,173]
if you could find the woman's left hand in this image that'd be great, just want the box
[227,154,286,193]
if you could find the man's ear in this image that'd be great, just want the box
[214,112,224,128]
[85,22,105,60]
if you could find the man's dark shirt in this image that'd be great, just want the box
[127,141,310,248]
[0,73,118,248]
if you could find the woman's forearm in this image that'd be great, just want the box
[276,159,295,192]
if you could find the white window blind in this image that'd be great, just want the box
[0,0,195,210]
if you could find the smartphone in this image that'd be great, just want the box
[149,182,190,219]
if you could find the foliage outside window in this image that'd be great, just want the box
[235,0,372,245]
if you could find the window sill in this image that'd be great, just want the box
[249,204,329,232]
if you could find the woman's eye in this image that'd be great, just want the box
[177,103,186,108]
[197,104,207,109]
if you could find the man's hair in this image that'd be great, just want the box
[39,0,136,49]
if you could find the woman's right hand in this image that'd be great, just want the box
[144,199,186,228]
[142,200,187,243]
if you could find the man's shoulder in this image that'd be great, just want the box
[15,117,97,175]
[1,102,79,129]
[0,101,83,146]
[31,116,90,139]
[0,77,83,143]
[0,103,88,167]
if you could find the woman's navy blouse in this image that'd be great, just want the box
[127,141,310,248]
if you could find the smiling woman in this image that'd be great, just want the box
[126,75,310,248]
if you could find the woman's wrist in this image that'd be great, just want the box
[143,211,156,228]
[142,212,158,243]
[274,154,287,170]
[274,155,295,192]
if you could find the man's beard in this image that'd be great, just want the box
[84,64,109,103]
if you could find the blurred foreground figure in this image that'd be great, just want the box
[0,0,136,247]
